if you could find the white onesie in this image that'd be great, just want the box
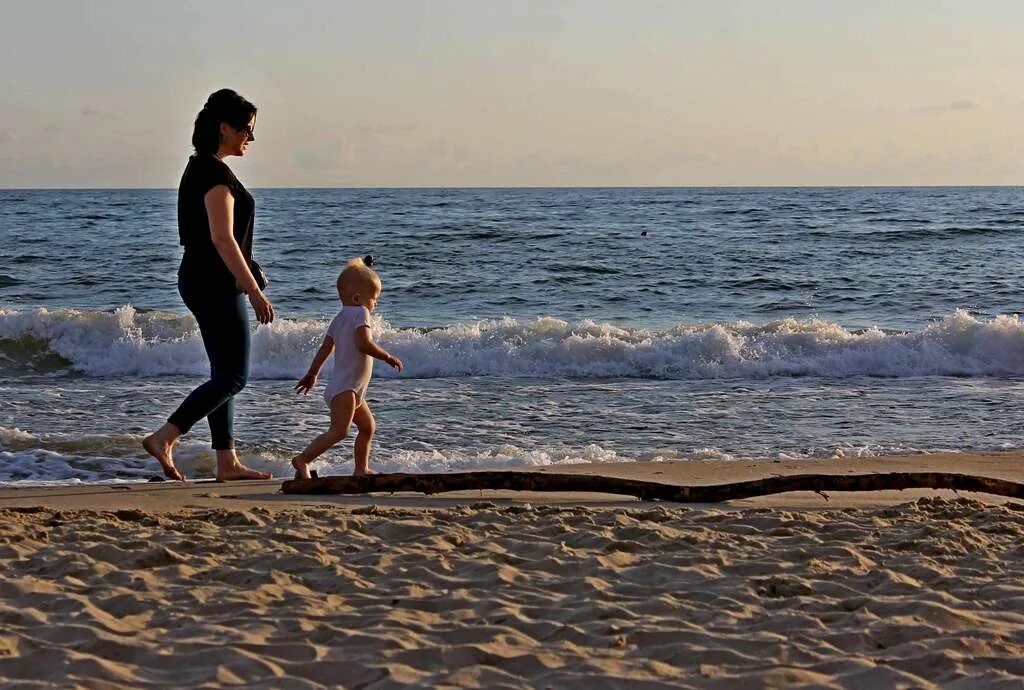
[323,305,373,405]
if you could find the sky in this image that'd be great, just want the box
[1,0,1022,188]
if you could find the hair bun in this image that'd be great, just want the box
[204,88,240,110]
[362,255,374,267]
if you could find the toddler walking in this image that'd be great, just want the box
[292,256,402,478]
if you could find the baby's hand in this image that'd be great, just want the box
[386,354,404,373]
[295,373,317,395]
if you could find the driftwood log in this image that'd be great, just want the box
[281,471,1024,503]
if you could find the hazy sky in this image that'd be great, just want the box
[1,1,1022,187]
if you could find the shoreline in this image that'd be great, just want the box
[3,451,1023,512]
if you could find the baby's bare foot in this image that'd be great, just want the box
[216,462,272,482]
[291,457,311,480]
[142,434,184,481]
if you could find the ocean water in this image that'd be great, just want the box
[2,186,1024,484]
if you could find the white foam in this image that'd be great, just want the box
[0,434,974,486]
[0,437,274,485]
[3,306,1024,380]
[0,426,36,444]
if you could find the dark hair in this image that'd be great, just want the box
[191,88,257,156]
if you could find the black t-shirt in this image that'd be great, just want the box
[177,155,255,293]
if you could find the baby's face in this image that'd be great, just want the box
[360,287,381,313]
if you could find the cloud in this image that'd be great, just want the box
[295,140,359,171]
[915,99,980,114]
[294,148,339,170]
[0,131,11,144]
[80,106,97,116]
[353,124,416,135]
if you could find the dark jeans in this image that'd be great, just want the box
[168,279,250,450]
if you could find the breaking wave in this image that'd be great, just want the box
[2,306,1023,380]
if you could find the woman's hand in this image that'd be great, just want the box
[295,372,317,395]
[385,354,404,372]
[247,289,275,325]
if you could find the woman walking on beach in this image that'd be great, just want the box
[142,88,274,481]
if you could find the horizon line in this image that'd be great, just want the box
[2,183,1022,192]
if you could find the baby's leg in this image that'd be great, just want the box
[291,391,358,479]
[352,400,376,476]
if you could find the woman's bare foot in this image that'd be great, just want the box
[142,432,184,481]
[353,467,376,476]
[215,450,272,482]
[216,463,272,481]
[292,457,311,480]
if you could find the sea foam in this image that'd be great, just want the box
[0,426,934,485]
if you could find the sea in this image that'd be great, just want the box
[2,186,1024,484]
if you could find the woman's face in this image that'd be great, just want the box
[219,116,255,157]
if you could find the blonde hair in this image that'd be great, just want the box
[336,255,381,301]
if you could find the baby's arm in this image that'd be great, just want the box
[355,327,403,372]
[295,336,335,394]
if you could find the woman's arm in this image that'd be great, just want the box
[205,185,275,324]
[355,326,403,371]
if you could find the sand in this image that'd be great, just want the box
[2,452,1024,688]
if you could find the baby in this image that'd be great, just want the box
[292,256,403,478]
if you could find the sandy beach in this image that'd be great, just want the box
[0,453,1022,688]
[6,2,1024,688]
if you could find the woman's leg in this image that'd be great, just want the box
[168,292,250,439]
[194,294,269,481]
[208,396,270,480]
[207,397,236,450]
[148,289,267,481]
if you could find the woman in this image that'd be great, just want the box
[143,88,274,481]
